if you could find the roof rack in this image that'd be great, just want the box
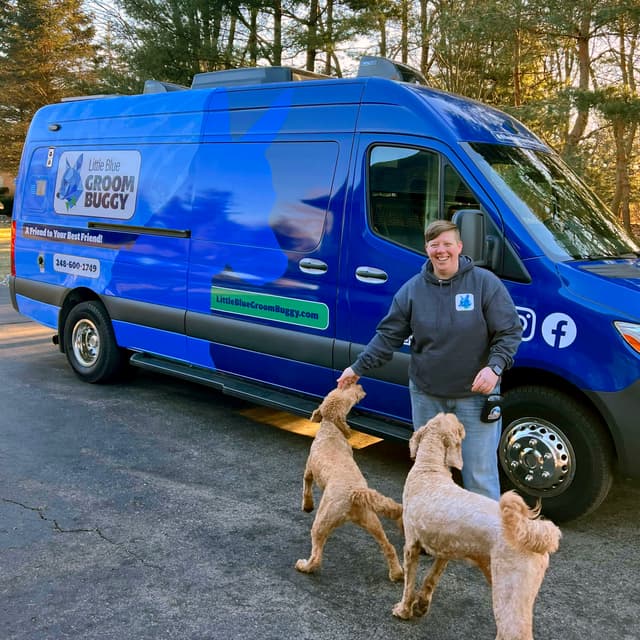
[137,56,427,95]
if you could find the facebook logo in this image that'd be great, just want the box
[541,313,577,349]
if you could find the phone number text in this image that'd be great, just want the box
[53,253,100,278]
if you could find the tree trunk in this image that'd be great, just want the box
[272,0,282,66]
[248,7,258,66]
[306,0,319,72]
[331,51,342,77]
[419,0,429,77]
[378,14,386,58]
[513,29,521,107]
[401,0,408,63]
[324,0,334,75]
[224,15,236,68]
[564,10,592,160]
[611,118,633,234]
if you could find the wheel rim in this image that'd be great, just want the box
[71,318,100,368]
[499,418,576,497]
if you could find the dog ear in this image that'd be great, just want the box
[310,408,322,423]
[443,439,463,470]
[409,425,427,459]
[442,417,464,470]
[333,417,353,439]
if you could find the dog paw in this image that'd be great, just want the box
[392,602,413,620]
[295,559,315,573]
[389,566,404,582]
[412,596,432,617]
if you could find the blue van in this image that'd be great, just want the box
[9,57,640,521]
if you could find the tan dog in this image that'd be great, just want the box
[295,385,403,581]
[393,412,561,640]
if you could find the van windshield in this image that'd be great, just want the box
[465,142,640,260]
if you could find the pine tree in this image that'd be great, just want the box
[0,0,97,175]
[112,0,250,86]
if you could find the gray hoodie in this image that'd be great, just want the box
[351,255,522,398]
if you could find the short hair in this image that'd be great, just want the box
[425,219,461,243]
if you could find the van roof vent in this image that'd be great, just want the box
[356,56,427,85]
[191,66,329,90]
[143,79,189,94]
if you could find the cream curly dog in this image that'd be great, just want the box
[295,384,403,581]
[393,412,561,640]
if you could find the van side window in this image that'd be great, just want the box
[193,141,338,253]
[443,164,480,219]
[368,146,481,251]
[268,142,339,252]
[368,146,439,252]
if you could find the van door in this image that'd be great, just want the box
[338,137,482,422]
[186,138,348,397]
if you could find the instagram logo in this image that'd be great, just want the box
[516,306,536,342]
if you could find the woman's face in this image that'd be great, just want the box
[426,230,463,279]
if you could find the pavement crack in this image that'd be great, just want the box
[2,498,162,569]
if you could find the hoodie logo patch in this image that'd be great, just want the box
[456,293,474,311]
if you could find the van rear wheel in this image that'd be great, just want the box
[64,301,125,383]
[499,386,614,522]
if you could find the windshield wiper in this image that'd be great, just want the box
[583,252,639,260]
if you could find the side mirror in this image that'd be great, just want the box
[452,209,531,282]
[453,209,487,265]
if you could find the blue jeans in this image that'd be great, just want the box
[409,380,501,501]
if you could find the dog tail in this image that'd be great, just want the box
[500,490,561,555]
[350,488,403,523]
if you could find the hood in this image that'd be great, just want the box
[558,258,640,319]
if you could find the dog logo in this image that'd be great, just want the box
[56,154,84,210]
[456,293,474,311]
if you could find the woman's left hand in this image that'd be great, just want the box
[471,366,499,394]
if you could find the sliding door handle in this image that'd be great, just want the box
[355,266,388,284]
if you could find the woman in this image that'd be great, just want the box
[337,219,522,500]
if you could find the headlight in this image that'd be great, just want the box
[614,321,640,354]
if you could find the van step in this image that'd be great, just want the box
[129,352,411,443]
[348,412,411,443]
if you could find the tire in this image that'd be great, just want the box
[63,301,126,383]
[499,386,614,522]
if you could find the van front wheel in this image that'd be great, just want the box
[63,301,125,383]
[499,386,614,522]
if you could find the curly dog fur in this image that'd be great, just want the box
[295,385,403,581]
[393,412,561,640]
